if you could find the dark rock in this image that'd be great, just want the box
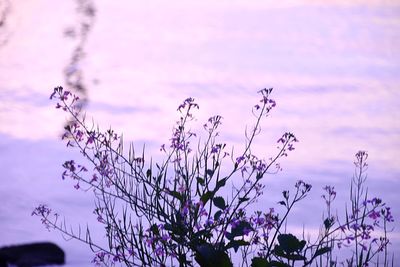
[0,242,65,267]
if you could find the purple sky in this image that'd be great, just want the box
[0,0,399,266]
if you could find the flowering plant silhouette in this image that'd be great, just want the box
[33,87,394,266]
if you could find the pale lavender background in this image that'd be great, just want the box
[0,0,399,266]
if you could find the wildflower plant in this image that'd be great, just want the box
[33,87,394,266]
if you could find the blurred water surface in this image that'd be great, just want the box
[0,0,399,266]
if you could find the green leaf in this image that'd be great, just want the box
[206,169,214,177]
[200,191,214,205]
[215,178,227,192]
[298,240,306,251]
[164,224,183,237]
[197,177,205,186]
[238,197,250,202]
[277,201,286,206]
[251,257,268,267]
[146,169,152,178]
[251,258,290,267]
[314,246,331,257]
[269,261,291,267]
[273,244,306,261]
[273,244,285,257]
[193,229,212,240]
[283,254,306,261]
[226,221,253,240]
[164,223,173,231]
[323,217,334,229]
[214,210,223,221]
[225,240,249,252]
[150,224,159,235]
[168,190,183,201]
[277,234,305,254]
[213,196,226,210]
[195,243,233,267]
